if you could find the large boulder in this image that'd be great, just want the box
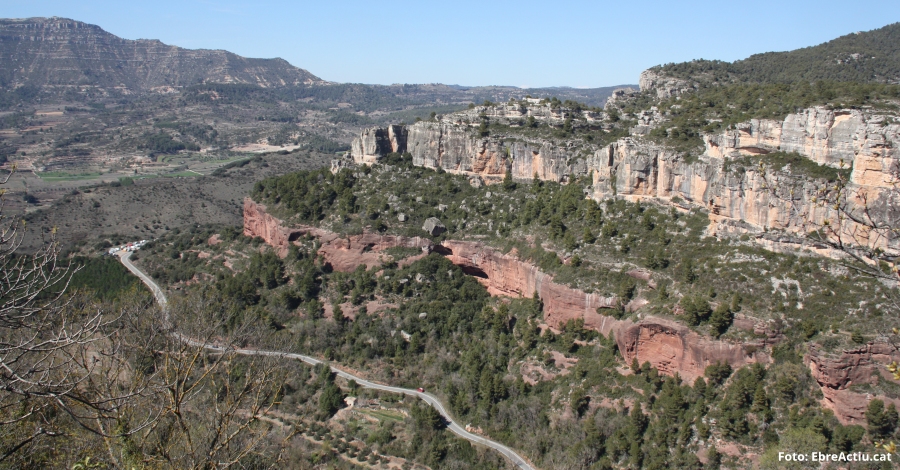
[422,217,446,236]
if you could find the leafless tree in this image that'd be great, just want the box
[0,166,131,461]
[0,168,161,466]
[126,290,295,470]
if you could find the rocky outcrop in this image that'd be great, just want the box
[604,87,639,110]
[703,108,893,172]
[244,199,899,420]
[243,198,296,255]
[243,198,430,269]
[616,319,767,382]
[806,343,900,424]
[314,232,431,272]
[354,120,590,183]
[422,217,446,236]
[439,240,620,332]
[350,125,407,165]
[638,69,699,99]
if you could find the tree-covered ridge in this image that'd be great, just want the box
[653,22,900,84]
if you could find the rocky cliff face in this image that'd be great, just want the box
[352,105,900,254]
[350,99,607,183]
[439,240,618,330]
[637,69,699,99]
[616,319,767,382]
[807,343,900,424]
[0,17,322,91]
[243,198,430,269]
[349,125,407,165]
[245,198,768,384]
[352,123,590,183]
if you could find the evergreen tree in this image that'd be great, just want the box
[709,303,734,337]
[751,384,769,413]
[502,169,516,192]
[707,445,721,469]
[868,400,899,439]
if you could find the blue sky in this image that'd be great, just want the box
[3,1,898,88]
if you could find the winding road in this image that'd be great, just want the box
[119,252,535,470]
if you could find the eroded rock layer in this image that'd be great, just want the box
[351,105,900,254]
[439,240,619,331]
[244,198,772,385]
[616,319,767,382]
[807,343,900,424]
[243,198,430,270]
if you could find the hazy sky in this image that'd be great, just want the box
[3,1,898,88]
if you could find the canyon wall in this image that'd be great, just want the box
[439,240,618,332]
[616,319,766,381]
[242,198,900,407]
[351,105,900,254]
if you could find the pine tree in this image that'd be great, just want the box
[751,384,769,412]
[866,399,891,439]
[709,303,734,337]
[707,445,722,469]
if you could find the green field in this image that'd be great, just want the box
[37,171,104,181]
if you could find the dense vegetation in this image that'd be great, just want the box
[135,222,895,469]
[140,131,200,155]
[67,255,142,300]
[654,23,900,84]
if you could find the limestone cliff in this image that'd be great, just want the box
[350,99,603,183]
[351,105,900,254]
[637,69,699,100]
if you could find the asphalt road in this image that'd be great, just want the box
[119,252,536,470]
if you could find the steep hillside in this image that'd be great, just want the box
[650,22,900,86]
[0,17,323,91]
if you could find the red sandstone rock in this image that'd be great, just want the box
[806,343,900,424]
[616,317,767,382]
[440,240,620,333]
[243,198,296,256]
[316,232,431,272]
[243,198,431,270]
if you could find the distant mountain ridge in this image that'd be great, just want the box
[0,17,629,108]
[0,17,324,90]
